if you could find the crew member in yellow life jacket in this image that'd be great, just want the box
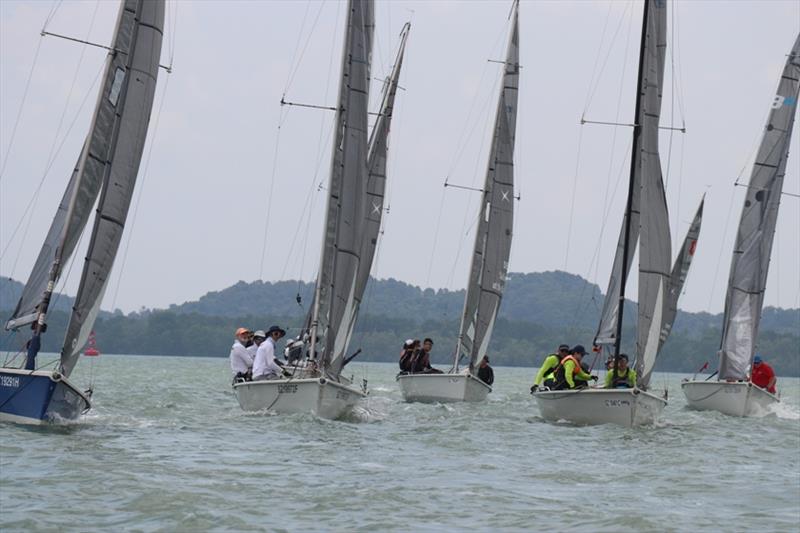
[531,344,569,392]
[604,353,637,388]
[552,345,597,390]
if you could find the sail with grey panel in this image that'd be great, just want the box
[343,23,410,355]
[455,3,519,373]
[310,0,373,379]
[633,0,670,389]
[653,196,704,359]
[59,0,165,377]
[718,34,800,381]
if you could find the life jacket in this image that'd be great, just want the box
[611,368,634,388]
[553,355,582,387]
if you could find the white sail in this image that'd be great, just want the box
[60,0,165,376]
[718,34,800,381]
[311,0,373,378]
[456,2,519,373]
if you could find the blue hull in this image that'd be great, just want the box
[0,369,91,424]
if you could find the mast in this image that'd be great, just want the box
[613,0,651,362]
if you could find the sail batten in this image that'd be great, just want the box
[59,0,165,377]
[718,34,800,381]
[456,3,519,373]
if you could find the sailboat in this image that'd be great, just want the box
[0,0,165,425]
[681,34,800,417]
[397,2,519,404]
[534,0,704,427]
[233,1,409,419]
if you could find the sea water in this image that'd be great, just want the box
[1,354,798,532]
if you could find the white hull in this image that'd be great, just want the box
[233,377,366,420]
[396,372,491,403]
[681,380,779,417]
[534,388,666,427]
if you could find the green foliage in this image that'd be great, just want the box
[2,273,797,376]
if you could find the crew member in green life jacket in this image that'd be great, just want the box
[531,344,569,392]
[604,353,637,389]
[552,345,597,390]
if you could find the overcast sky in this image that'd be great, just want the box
[1,0,798,316]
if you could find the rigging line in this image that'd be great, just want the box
[284,0,328,95]
[706,185,737,312]
[258,111,286,280]
[581,0,614,117]
[424,185,447,288]
[665,0,677,248]
[563,125,584,272]
[583,1,633,119]
[109,71,172,312]
[0,60,105,264]
[0,31,45,185]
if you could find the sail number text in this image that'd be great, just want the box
[1,376,20,388]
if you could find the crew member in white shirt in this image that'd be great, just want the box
[230,327,254,380]
[253,326,286,380]
[247,330,265,361]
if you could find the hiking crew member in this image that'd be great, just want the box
[230,327,254,381]
[477,355,494,385]
[750,355,777,394]
[604,353,637,389]
[553,345,597,390]
[531,344,569,392]
[253,326,286,381]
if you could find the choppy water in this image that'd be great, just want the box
[1,354,799,532]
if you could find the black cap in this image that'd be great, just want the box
[266,325,286,337]
[571,344,587,355]
[424,338,434,345]
[618,353,629,361]
[558,344,570,351]
[483,355,490,363]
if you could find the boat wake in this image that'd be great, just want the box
[768,401,800,420]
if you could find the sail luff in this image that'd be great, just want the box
[634,0,670,388]
[456,2,519,373]
[718,34,800,380]
[342,23,410,357]
[59,0,165,377]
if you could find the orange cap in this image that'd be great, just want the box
[235,327,251,337]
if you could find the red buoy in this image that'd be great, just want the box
[84,331,100,357]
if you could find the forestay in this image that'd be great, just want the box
[343,23,410,354]
[718,34,800,381]
[456,3,519,373]
[60,0,165,377]
[633,0,670,388]
[311,0,373,379]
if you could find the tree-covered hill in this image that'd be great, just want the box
[1,273,798,376]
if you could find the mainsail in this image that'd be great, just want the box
[59,0,165,377]
[311,0,374,378]
[718,34,800,381]
[343,23,410,355]
[455,3,519,373]
[633,0,670,388]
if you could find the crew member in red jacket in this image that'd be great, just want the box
[750,355,777,394]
